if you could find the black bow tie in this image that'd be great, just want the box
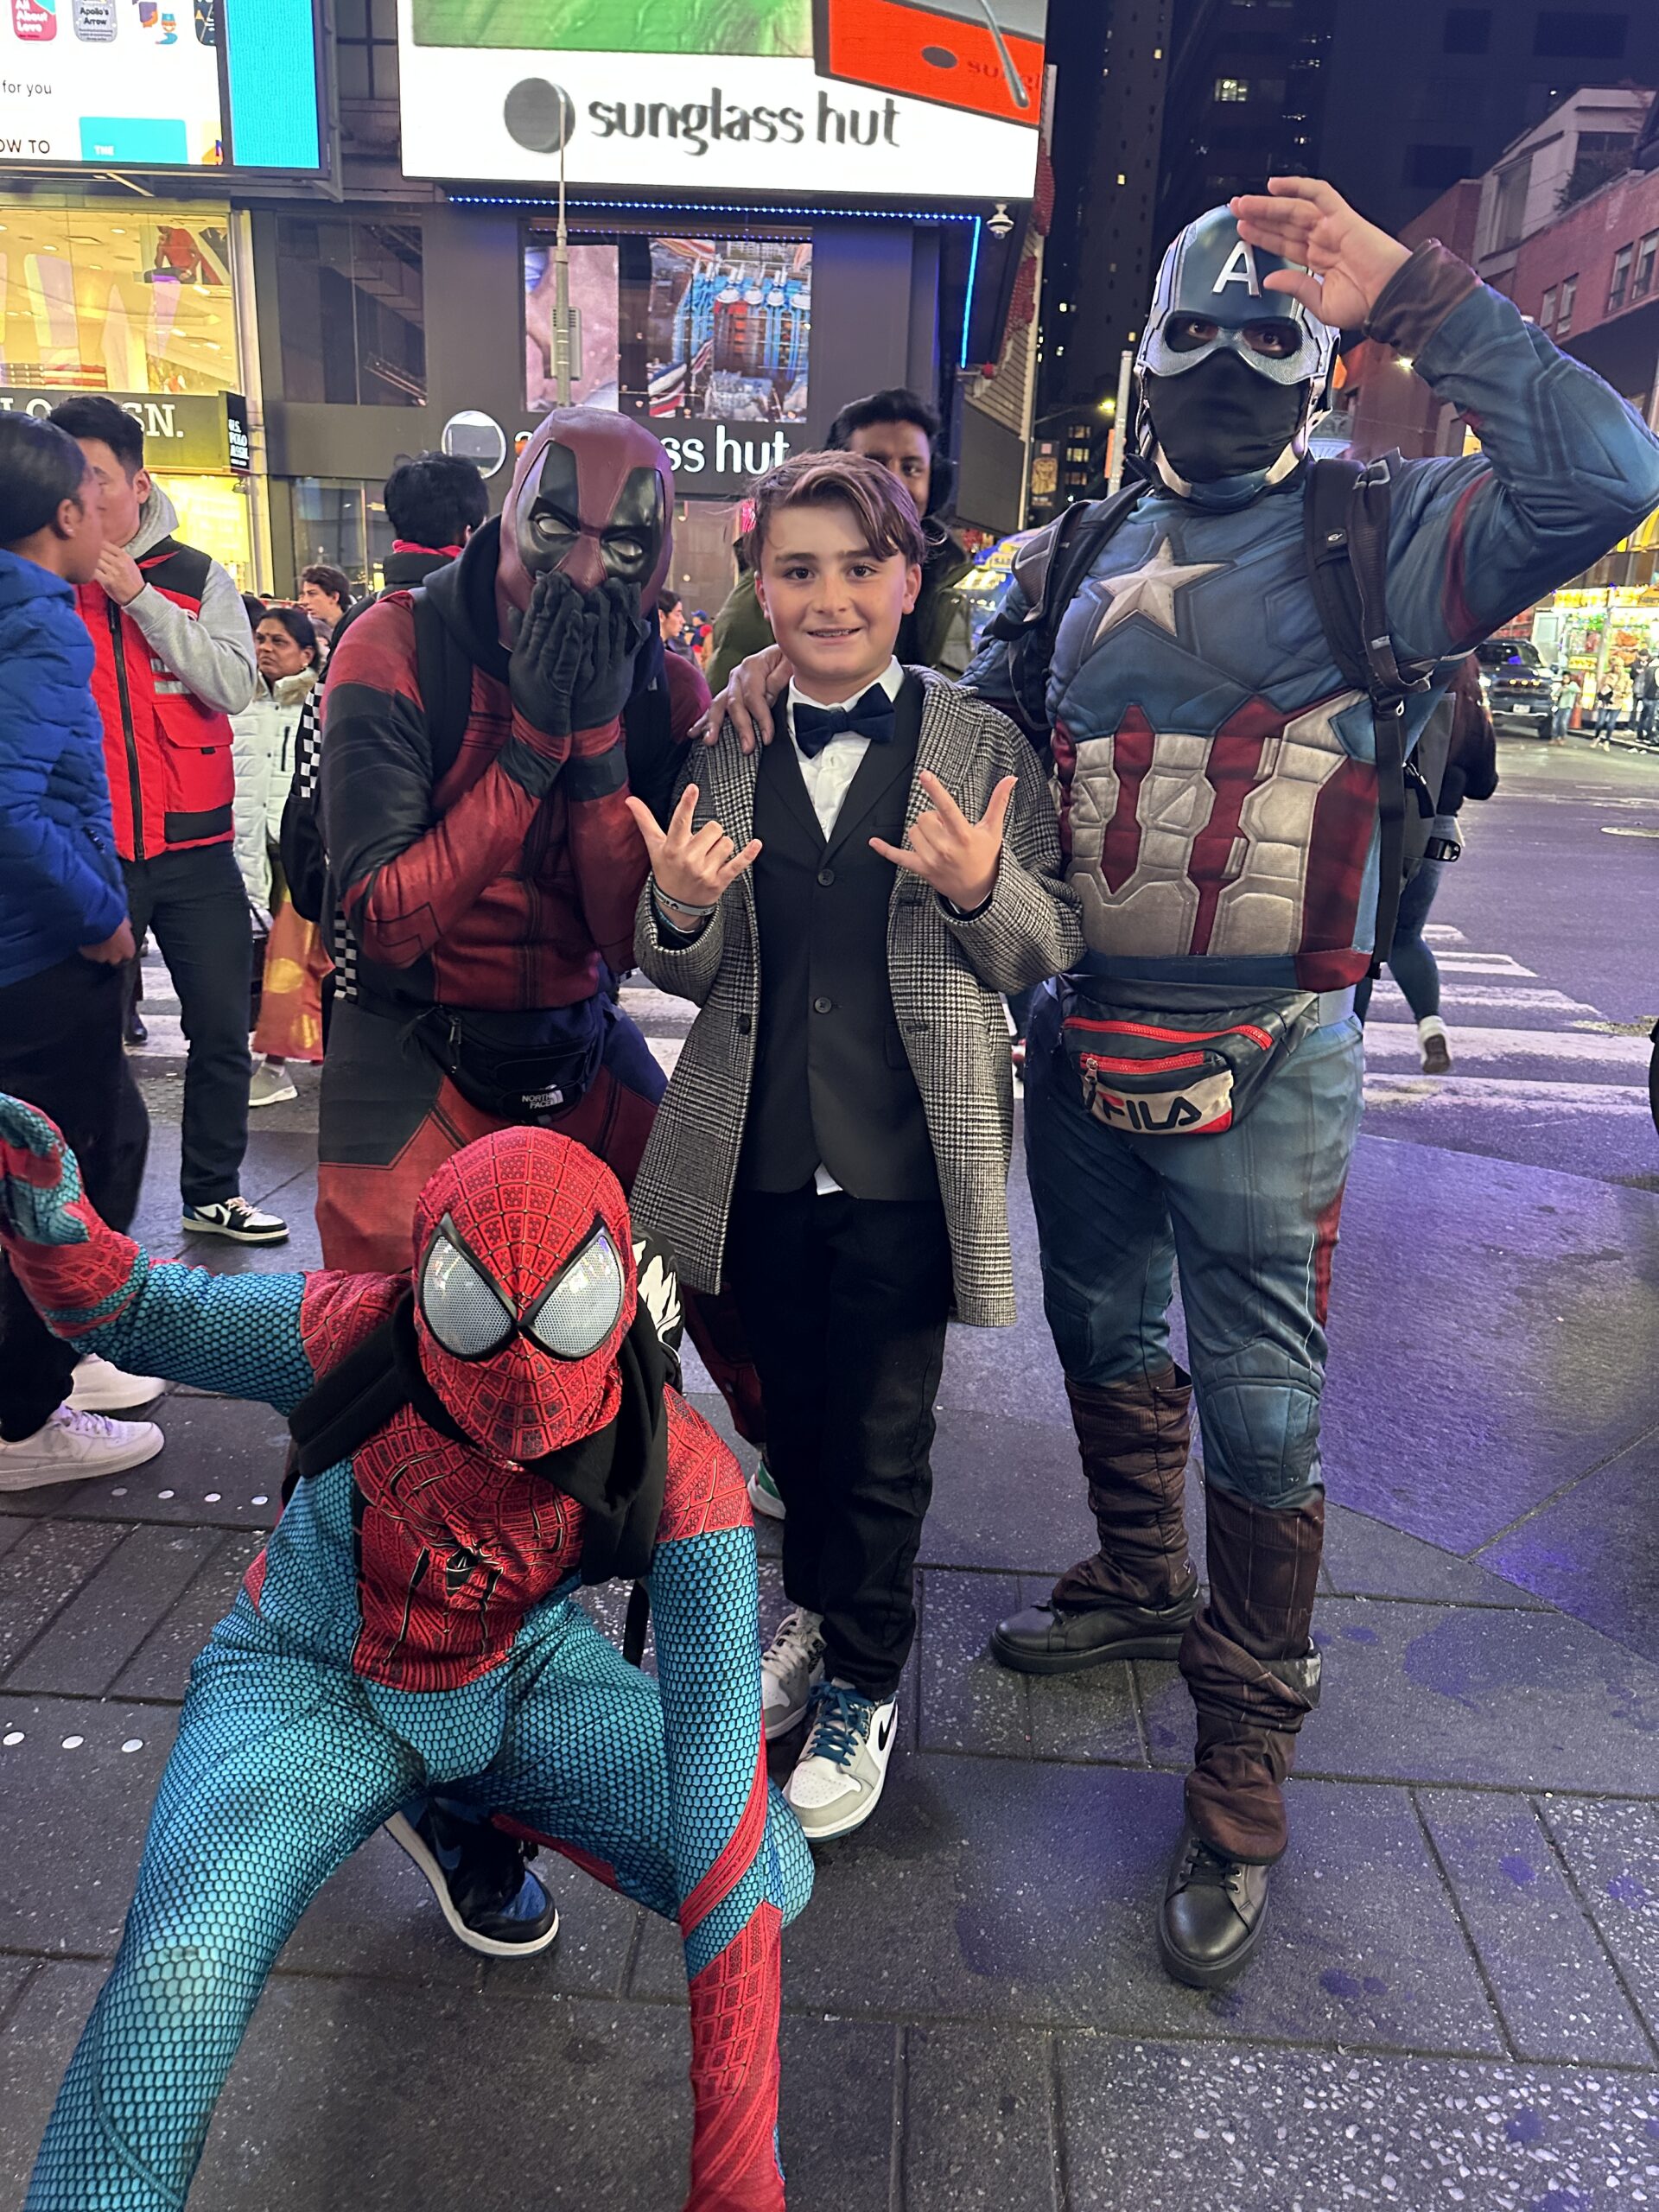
[791,685,895,760]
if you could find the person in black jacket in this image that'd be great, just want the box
[1354,653,1497,1069]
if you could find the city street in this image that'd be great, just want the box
[2,731,1657,2209]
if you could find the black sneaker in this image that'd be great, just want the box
[385,1802,560,1958]
[1157,1821,1271,1989]
[990,1580,1199,1675]
[124,1007,149,1048]
[181,1196,289,1245]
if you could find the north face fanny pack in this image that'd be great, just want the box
[1058,991,1319,1137]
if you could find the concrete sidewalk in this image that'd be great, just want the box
[3,1020,1658,2210]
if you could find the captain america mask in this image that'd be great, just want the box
[1142,353,1310,483]
[411,1126,636,1465]
[496,407,672,638]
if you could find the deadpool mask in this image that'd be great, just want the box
[410,1126,636,1465]
[496,406,672,640]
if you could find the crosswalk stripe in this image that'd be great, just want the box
[1364,1073,1649,1116]
[1433,952,1538,976]
[1364,1023,1649,1069]
[1369,982,1601,1015]
[1421,924,1466,943]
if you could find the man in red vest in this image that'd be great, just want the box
[50,397,286,1248]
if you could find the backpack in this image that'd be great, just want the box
[988,455,1439,965]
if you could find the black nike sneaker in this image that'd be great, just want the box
[385,1799,560,1957]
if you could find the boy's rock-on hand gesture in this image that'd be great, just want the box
[626,784,762,914]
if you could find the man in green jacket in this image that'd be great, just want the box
[707,385,972,688]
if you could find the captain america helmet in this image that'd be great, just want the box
[1135,206,1339,391]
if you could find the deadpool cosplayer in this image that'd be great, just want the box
[317,406,707,1268]
[0,1093,811,2212]
[958,181,1659,1982]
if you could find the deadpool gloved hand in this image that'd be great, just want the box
[572,577,649,730]
[503,569,587,797]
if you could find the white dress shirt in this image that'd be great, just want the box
[783,658,906,1193]
[785,658,906,838]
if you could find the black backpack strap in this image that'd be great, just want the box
[410,586,476,786]
[987,484,1147,742]
[1303,455,1433,967]
[284,1304,410,1493]
[622,1581,652,1669]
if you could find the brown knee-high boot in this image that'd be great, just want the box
[1180,1484,1325,1864]
[1052,1366,1197,1610]
[992,1366,1198,1674]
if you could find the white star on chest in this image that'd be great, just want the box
[1086,537,1229,647]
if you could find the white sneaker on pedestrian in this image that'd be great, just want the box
[760,1605,825,1740]
[0,1406,164,1491]
[1417,1015,1452,1075]
[783,1680,899,1841]
[747,1458,786,1522]
[249,1058,298,1109]
[69,1354,163,1414]
[182,1197,289,1245]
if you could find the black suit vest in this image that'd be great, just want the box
[739,674,939,1202]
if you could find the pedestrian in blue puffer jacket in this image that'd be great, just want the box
[0,412,162,1492]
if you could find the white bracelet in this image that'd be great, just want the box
[652,880,717,918]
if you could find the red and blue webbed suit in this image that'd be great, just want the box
[0,1096,810,2212]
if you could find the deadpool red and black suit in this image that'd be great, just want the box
[314,406,761,1434]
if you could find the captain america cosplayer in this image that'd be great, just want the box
[0,1093,810,2212]
[705,175,1659,1986]
[965,179,1659,1984]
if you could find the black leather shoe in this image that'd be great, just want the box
[124,1007,148,1048]
[1158,1821,1271,1989]
[989,1579,1198,1675]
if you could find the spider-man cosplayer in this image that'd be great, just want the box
[967,184,1659,1986]
[315,404,760,1436]
[0,1094,810,2212]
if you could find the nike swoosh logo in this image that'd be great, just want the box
[874,1713,894,1754]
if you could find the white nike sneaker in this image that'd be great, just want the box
[760,1605,825,1740]
[0,1406,164,1491]
[1417,1014,1452,1075]
[70,1354,164,1414]
[181,1196,289,1245]
[783,1680,899,1842]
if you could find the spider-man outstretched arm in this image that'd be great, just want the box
[0,1094,319,1410]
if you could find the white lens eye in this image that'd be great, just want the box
[420,1228,514,1358]
[525,1226,625,1360]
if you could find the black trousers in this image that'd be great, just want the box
[122,844,252,1209]
[726,1185,952,1701]
[0,957,149,1440]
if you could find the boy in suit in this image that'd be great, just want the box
[626,451,1081,1839]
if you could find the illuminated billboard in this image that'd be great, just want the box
[0,0,323,172]
[400,0,1046,200]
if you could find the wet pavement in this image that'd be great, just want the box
[3,732,1659,2209]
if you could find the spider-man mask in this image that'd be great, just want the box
[410,1127,636,1465]
[496,406,672,638]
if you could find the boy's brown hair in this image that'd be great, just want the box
[741,448,925,573]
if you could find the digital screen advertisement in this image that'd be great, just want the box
[0,0,321,171]
[400,0,1046,200]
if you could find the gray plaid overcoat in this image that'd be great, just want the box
[629,668,1083,1327]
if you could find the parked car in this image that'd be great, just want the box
[1475,637,1556,740]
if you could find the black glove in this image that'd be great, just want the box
[507,568,586,741]
[571,577,649,730]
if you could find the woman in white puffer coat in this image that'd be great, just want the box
[230,606,320,1105]
[231,604,320,907]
